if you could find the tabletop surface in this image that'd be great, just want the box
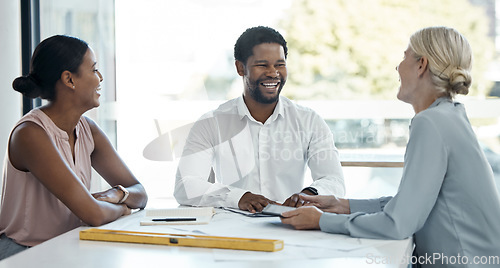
[0,207,413,268]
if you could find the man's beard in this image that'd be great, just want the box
[247,78,285,104]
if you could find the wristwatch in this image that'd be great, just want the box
[302,187,318,195]
[113,185,129,203]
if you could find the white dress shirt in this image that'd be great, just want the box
[174,95,345,208]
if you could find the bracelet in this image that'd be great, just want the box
[302,187,318,195]
[113,185,130,203]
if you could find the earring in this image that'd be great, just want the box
[73,85,75,89]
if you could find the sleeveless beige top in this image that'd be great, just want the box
[0,109,94,246]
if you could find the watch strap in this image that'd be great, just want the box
[302,186,318,195]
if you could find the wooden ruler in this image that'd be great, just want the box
[80,228,284,252]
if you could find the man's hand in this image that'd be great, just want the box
[299,195,351,214]
[283,193,306,207]
[282,188,316,208]
[280,206,323,230]
[238,192,276,213]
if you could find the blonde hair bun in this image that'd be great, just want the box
[448,67,471,95]
[409,26,472,98]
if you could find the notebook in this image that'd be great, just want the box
[140,207,215,225]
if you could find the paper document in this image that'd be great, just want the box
[140,207,215,225]
[220,207,275,217]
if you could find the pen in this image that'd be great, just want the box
[152,218,197,222]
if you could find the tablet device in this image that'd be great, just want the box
[261,204,297,216]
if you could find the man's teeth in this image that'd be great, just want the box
[262,82,278,88]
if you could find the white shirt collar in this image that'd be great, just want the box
[236,95,285,124]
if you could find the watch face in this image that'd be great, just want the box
[304,187,318,195]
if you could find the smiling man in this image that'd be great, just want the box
[174,26,345,212]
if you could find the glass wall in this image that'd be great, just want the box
[39,0,500,200]
[0,0,22,201]
[115,0,500,200]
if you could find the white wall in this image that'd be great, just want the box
[0,0,21,160]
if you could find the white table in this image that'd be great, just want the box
[0,208,413,268]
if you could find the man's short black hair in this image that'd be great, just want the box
[234,26,288,64]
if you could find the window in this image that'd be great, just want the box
[39,0,500,199]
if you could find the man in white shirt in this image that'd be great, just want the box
[174,26,345,212]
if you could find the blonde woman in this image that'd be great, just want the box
[281,27,500,267]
